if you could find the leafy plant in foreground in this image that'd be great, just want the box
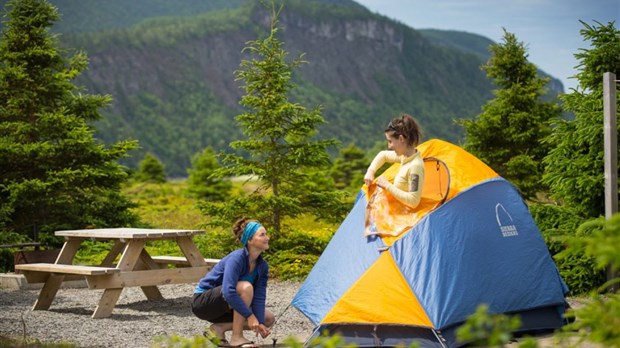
[558,214,620,347]
[456,304,522,346]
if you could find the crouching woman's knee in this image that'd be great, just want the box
[264,309,275,327]
[236,281,254,301]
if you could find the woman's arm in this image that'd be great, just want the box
[251,260,269,324]
[364,151,400,185]
[221,251,253,319]
[384,161,424,208]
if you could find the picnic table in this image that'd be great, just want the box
[15,228,219,318]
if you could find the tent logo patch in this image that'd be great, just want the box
[495,203,518,237]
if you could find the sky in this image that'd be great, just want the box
[353,0,619,92]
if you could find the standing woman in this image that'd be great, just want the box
[364,113,425,210]
[192,218,274,348]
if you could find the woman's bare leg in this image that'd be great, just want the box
[264,309,275,328]
[208,323,230,342]
[229,281,255,346]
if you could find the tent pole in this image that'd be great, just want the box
[603,71,618,290]
[431,329,448,348]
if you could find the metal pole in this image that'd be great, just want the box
[603,72,618,289]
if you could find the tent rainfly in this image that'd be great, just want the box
[292,139,569,348]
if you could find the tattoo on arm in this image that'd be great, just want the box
[409,174,419,192]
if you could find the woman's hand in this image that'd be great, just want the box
[247,315,271,338]
[256,323,271,338]
[364,171,375,186]
[376,176,390,189]
[247,314,260,333]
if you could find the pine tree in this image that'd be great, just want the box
[199,3,344,236]
[542,21,620,218]
[0,0,139,241]
[330,143,368,192]
[187,147,231,201]
[459,29,561,199]
[136,153,166,183]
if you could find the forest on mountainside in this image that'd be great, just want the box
[0,0,563,176]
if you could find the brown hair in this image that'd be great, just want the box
[384,113,422,147]
[232,217,254,243]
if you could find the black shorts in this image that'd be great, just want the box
[192,285,233,323]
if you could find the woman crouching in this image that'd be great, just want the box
[192,218,274,348]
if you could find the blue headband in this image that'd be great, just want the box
[241,221,262,246]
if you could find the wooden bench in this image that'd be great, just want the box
[151,255,220,268]
[14,263,120,284]
[15,263,120,275]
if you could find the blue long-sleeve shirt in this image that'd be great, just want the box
[195,248,269,324]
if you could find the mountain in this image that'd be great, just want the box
[0,0,564,177]
[418,29,565,94]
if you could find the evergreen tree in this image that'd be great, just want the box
[136,153,166,183]
[0,0,139,241]
[542,21,620,218]
[199,3,344,236]
[330,143,368,192]
[187,147,231,201]
[459,29,561,199]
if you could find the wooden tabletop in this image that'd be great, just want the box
[55,228,205,239]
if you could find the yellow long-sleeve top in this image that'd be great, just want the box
[367,150,425,209]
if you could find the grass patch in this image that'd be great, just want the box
[124,179,206,229]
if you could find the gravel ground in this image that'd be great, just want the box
[0,280,315,347]
[0,280,598,348]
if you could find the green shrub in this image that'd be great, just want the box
[0,249,13,273]
[553,217,607,295]
[266,226,334,280]
[192,228,237,259]
[266,249,319,280]
[529,203,583,254]
[558,213,620,347]
[271,227,333,255]
[554,251,605,296]
[186,147,232,201]
[136,153,167,183]
[529,203,605,295]
[0,231,33,273]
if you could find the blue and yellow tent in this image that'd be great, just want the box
[292,139,569,347]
